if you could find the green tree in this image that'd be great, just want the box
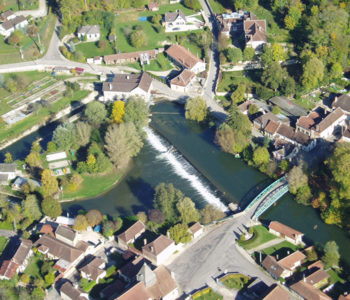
[4,152,12,163]
[151,14,162,25]
[136,211,147,224]
[85,101,107,127]
[168,223,192,244]
[23,194,42,221]
[226,47,243,64]
[231,84,246,104]
[261,45,274,66]
[330,62,343,79]
[7,30,24,46]
[41,169,59,197]
[44,272,55,286]
[20,273,30,285]
[322,241,340,268]
[41,197,62,218]
[243,47,255,61]
[25,151,42,168]
[76,121,91,147]
[52,122,77,151]
[200,205,226,224]
[215,126,235,154]
[281,76,296,97]
[272,105,281,115]
[86,154,97,173]
[271,43,287,61]
[86,209,103,227]
[105,123,143,169]
[306,248,318,262]
[253,147,269,167]
[227,105,251,137]
[248,104,259,115]
[302,57,324,90]
[185,97,208,122]
[288,165,308,194]
[295,185,312,205]
[46,141,57,153]
[73,215,89,231]
[129,30,147,48]
[124,97,149,131]
[261,62,285,91]
[176,197,200,225]
[112,100,125,124]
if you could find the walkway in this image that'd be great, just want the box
[247,238,284,255]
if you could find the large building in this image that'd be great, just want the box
[243,13,267,49]
[0,15,28,37]
[77,25,100,41]
[142,235,176,266]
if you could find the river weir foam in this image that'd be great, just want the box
[145,127,228,212]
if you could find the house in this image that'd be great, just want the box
[53,66,71,74]
[0,163,18,185]
[308,260,324,272]
[305,269,330,289]
[217,11,248,36]
[117,220,146,250]
[243,13,267,49]
[0,15,28,37]
[0,10,16,22]
[166,44,206,74]
[55,225,78,246]
[269,221,304,245]
[341,127,350,143]
[40,224,55,236]
[262,284,291,300]
[148,3,159,11]
[119,255,146,283]
[0,239,32,280]
[333,93,350,114]
[269,96,307,117]
[77,25,100,41]
[238,100,252,115]
[296,111,322,137]
[164,10,186,31]
[253,112,280,130]
[262,255,292,279]
[46,151,71,176]
[315,107,347,139]
[12,176,41,190]
[56,215,75,226]
[339,294,350,300]
[60,281,89,300]
[290,280,332,300]
[169,69,196,92]
[79,256,106,283]
[100,279,126,299]
[188,222,203,239]
[87,56,102,65]
[278,251,306,271]
[272,140,298,161]
[142,235,176,266]
[102,72,153,102]
[104,49,158,65]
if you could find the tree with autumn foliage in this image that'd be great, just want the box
[41,169,59,197]
[112,100,125,124]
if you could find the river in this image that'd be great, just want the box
[1,101,350,265]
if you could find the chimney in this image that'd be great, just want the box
[287,250,290,255]
[167,231,170,238]
[144,238,147,245]
[276,254,279,260]
[126,75,130,80]
[303,274,306,282]
[109,83,112,90]
[150,246,154,252]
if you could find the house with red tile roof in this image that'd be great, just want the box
[142,235,176,266]
[243,13,267,49]
[291,280,331,300]
[262,284,291,299]
[170,69,196,92]
[269,221,304,245]
[117,220,146,250]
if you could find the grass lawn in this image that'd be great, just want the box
[75,41,115,58]
[24,256,42,279]
[192,287,223,300]
[62,168,122,200]
[4,0,39,11]
[208,0,227,13]
[219,273,251,290]
[139,3,196,18]
[217,70,262,92]
[293,97,316,111]
[238,225,277,250]
[0,222,14,230]
[0,236,8,254]
[262,241,299,257]
[128,53,174,71]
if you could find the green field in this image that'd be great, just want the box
[76,41,115,58]
[62,169,122,200]
[238,225,277,250]
[0,236,8,254]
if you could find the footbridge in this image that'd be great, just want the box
[244,176,289,220]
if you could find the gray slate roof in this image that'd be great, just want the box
[1,15,27,31]
[77,25,100,35]
[55,225,76,242]
[165,9,186,23]
[102,72,152,93]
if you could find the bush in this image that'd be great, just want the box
[98,40,108,49]
[79,278,96,292]
[129,30,147,48]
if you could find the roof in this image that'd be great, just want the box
[339,295,350,300]
[142,235,174,256]
[262,284,290,300]
[79,257,105,281]
[46,151,67,162]
[100,279,126,299]
[77,25,100,35]
[148,2,159,9]
[12,239,32,265]
[278,251,306,270]
[116,281,152,300]
[117,220,145,244]
[34,235,83,263]
[1,15,27,31]
[170,69,196,87]
[119,255,145,279]
[102,72,152,93]
[270,221,304,240]
[305,269,330,286]
[265,120,280,135]
[297,111,321,130]
[342,127,350,140]
[0,10,14,20]
[291,280,332,300]
[276,124,312,146]
[55,225,76,242]
[238,100,251,113]
[0,174,9,182]
[0,163,17,173]
[147,265,178,299]
[166,44,203,70]
[244,19,267,42]
[262,255,286,278]
[60,281,88,300]
[56,216,75,226]
[189,222,203,234]
[317,107,345,133]
[308,260,324,271]
[333,94,350,112]
[104,50,157,63]
[40,224,54,235]
[165,9,186,22]
[0,260,19,279]
[136,263,157,287]
[269,96,308,117]
[254,112,279,129]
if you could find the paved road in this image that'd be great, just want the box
[166,217,275,295]
[14,0,47,18]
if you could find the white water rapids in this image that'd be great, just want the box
[145,127,228,212]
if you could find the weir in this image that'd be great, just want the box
[145,127,228,212]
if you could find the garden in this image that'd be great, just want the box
[219,273,251,290]
[192,287,223,300]
[238,225,277,250]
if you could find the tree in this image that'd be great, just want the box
[153,183,184,223]
[261,62,285,91]
[86,209,103,227]
[215,127,235,154]
[302,57,324,90]
[124,97,149,130]
[231,84,246,104]
[4,152,12,163]
[201,205,226,224]
[44,272,55,286]
[148,209,164,224]
[7,30,24,46]
[253,147,269,167]
[295,185,312,205]
[85,101,107,127]
[86,154,97,173]
[248,104,259,115]
[226,47,243,64]
[46,141,57,153]
[98,40,108,49]
[27,24,39,38]
[23,194,42,221]
[137,211,147,224]
[183,0,201,10]
[76,121,91,147]
[31,139,42,153]
[168,223,192,244]
[20,273,30,285]
[261,45,274,66]
[322,241,340,268]
[176,197,200,225]
[306,248,318,262]
[330,62,343,79]
[281,76,296,97]
[41,197,62,218]
[105,123,143,169]
[185,97,208,122]
[243,47,255,61]
[151,15,162,25]
[271,43,287,61]
[73,215,89,231]
[129,30,147,48]
[272,105,281,115]
[112,100,125,124]
[41,169,59,196]
[52,122,77,151]
[25,151,42,168]
[288,165,308,194]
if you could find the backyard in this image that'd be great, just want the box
[261,240,299,257]
[238,225,277,250]
[219,273,251,290]
[217,70,262,93]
